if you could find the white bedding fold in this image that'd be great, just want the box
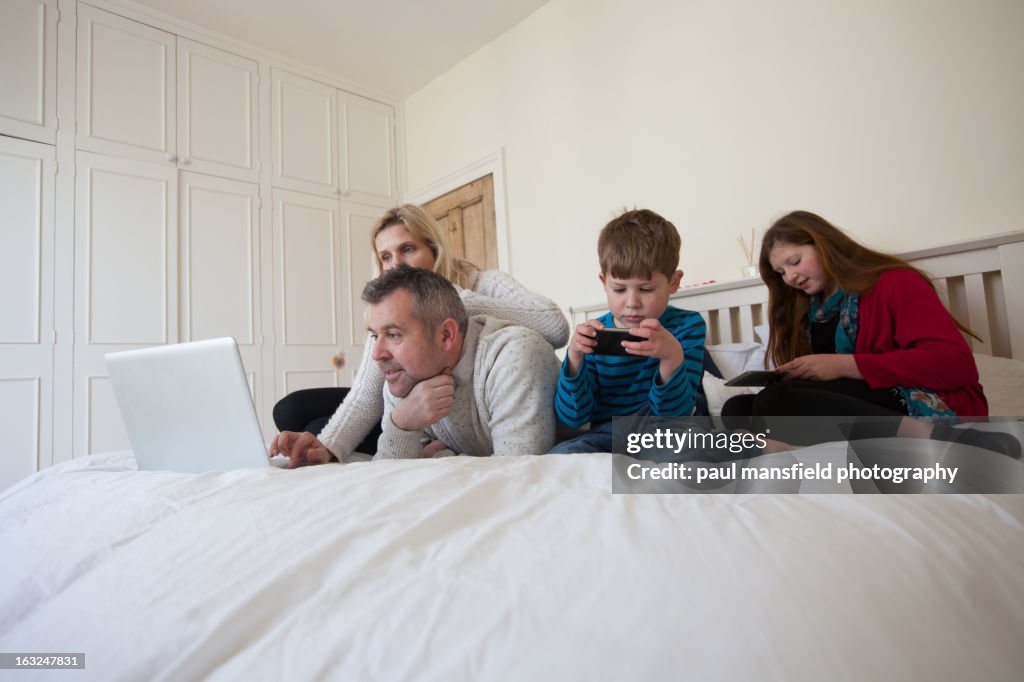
[1,451,1022,681]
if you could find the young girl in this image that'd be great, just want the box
[721,210,1017,453]
[272,204,569,464]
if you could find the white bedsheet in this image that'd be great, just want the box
[1,451,1022,681]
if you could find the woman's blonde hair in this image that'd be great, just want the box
[371,204,477,288]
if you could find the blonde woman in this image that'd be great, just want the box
[271,204,569,465]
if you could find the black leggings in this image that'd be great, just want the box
[721,379,907,446]
[273,388,382,455]
[723,379,1022,459]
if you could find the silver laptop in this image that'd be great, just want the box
[105,337,278,473]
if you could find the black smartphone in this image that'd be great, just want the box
[593,328,644,356]
[724,370,783,387]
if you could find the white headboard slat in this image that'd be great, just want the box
[998,241,1024,360]
[962,273,993,357]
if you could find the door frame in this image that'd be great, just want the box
[403,149,511,272]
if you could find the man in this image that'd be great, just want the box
[272,266,558,465]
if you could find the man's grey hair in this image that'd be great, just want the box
[362,265,469,334]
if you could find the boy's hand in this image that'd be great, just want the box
[621,319,684,383]
[566,319,604,377]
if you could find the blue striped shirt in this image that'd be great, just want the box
[554,307,706,428]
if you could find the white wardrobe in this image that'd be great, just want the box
[0,0,400,489]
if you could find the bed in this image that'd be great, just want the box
[2,451,1023,681]
[2,233,1023,681]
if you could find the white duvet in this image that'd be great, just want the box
[1,451,1022,681]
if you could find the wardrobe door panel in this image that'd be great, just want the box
[271,189,351,401]
[180,173,259,345]
[339,91,397,206]
[0,0,57,144]
[74,152,177,457]
[271,69,338,196]
[337,201,380,375]
[77,5,176,164]
[0,137,55,488]
[178,39,259,182]
[179,171,269,433]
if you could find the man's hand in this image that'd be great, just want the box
[778,354,861,381]
[269,431,335,468]
[389,370,456,431]
[566,319,604,376]
[621,318,684,383]
[421,439,453,458]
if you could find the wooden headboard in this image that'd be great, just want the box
[569,231,1024,360]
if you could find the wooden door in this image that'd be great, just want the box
[0,0,58,144]
[0,136,56,489]
[423,174,498,270]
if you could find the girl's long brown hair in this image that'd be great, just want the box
[759,210,977,366]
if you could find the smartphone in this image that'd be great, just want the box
[724,370,783,387]
[593,328,644,356]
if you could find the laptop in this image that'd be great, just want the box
[105,337,283,473]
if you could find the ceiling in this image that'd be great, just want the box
[127,0,551,99]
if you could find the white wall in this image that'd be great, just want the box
[404,0,1024,311]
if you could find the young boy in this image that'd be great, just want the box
[550,209,706,453]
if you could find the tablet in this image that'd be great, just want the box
[723,370,784,387]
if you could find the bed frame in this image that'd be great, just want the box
[569,231,1024,360]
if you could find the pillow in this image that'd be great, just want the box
[753,325,777,369]
[701,372,761,417]
[973,353,1024,417]
[703,350,724,379]
[705,343,763,381]
[693,353,725,417]
[754,324,770,347]
[706,327,774,381]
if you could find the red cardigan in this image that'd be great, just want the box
[853,269,988,416]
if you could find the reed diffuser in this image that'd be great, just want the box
[738,229,758,278]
